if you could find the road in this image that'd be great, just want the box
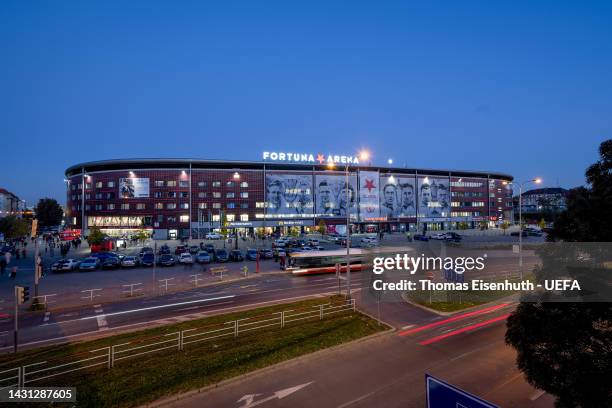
[165,302,555,408]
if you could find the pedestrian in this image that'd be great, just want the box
[279,255,285,270]
[10,266,17,279]
[0,258,6,276]
[4,251,11,265]
[45,246,48,254]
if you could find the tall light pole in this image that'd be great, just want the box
[329,150,370,299]
[505,178,542,279]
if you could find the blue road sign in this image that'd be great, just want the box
[426,374,499,408]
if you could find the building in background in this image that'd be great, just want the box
[513,187,569,223]
[64,159,513,239]
[0,188,24,218]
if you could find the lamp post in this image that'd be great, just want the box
[329,150,370,299]
[505,178,541,279]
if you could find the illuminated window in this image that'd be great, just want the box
[226,181,235,188]
[136,203,146,210]
[107,204,115,210]
[212,203,221,209]
[179,180,189,187]
[180,203,189,209]
[226,214,235,222]
[155,181,164,187]
[240,182,248,188]
[213,192,221,198]
[212,215,220,222]
[256,202,265,208]
[240,192,249,198]
[121,204,130,210]
[212,181,221,187]
[240,214,249,221]
[197,181,207,187]
[226,192,235,198]
[227,202,236,209]
[95,182,102,188]
[198,192,207,198]
[167,181,177,187]
[179,215,190,223]
[198,203,207,209]
[155,203,163,209]
[167,203,176,209]
[107,181,115,188]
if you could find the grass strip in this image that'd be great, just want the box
[0,296,385,407]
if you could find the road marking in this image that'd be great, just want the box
[398,303,511,336]
[43,312,50,323]
[93,306,109,331]
[78,295,236,321]
[419,313,511,345]
[237,382,313,408]
[400,324,415,330]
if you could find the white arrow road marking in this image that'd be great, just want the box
[237,382,313,407]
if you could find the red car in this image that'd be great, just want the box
[174,245,188,255]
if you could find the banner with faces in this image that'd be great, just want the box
[417,176,451,218]
[265,173,314,217]
[379,175,417,218]
[315,174,358,218]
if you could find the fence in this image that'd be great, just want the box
[0,298,356,389]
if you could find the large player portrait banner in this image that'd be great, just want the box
[380,175,417,218]
[119,178,149,198]
[359,171,380,221]
[265,173,314,217]
[315,174,358,218]
[417,176,450,218]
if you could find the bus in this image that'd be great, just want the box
[286,249,365,276]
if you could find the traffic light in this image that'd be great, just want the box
[16,286,30,304]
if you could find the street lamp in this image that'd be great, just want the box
[388,159,393,165]
[327,149,370,299]
[504,178,542,279]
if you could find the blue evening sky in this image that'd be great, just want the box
[1,1,610,205]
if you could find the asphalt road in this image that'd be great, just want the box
[167,303,555,408]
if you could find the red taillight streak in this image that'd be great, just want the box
[398,303,510,336]
[419,313,511,345]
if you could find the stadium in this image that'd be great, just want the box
[64,157,513,240]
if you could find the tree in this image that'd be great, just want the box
[506,140,612,407]
[500,221,510,235]
[317,219,327,235]
[220,213,228,238]
[0,216,30,239]
[135,229,150,244]
[35,198,63,227]
[87,226,106,245]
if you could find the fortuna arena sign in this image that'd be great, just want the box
[262,151,361,165]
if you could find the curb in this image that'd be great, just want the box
[401,291,520,317]
[142,319,395,408]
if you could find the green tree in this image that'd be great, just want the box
[288,226,300,237]
[135,229,150,244]
[0,216,30,239]
[506,140,612,407]
[500,221,510,235]
[87,226,106,246]
[35,198,64,227]
[317,219,327,235]
[220,213,228,238]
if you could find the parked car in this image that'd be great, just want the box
[259,249,273,259]
[205,233,222,240]
[189,245,199,254]
[178,253,194,264]
[140,252,155,267]
[444,232,462,242]
[215,249,229,262]
[307,238,319,246]
[79,257,100,271]
[204,244,215,254]
[158,254,176,266]
[158,245,171,255]
[121,256,139,267]
[230,250,244,262]
[246,248,258,261]
[90,251,119,261]
[413,234,429,241]
[52,258,80,272]
[196,251,211,263]
[174,245,188,255]
[139,247,153,257]
[101,257,121,270]
[430,233,447,240]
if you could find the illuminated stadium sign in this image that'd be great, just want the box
[262,151,361,165]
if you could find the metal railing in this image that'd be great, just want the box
[0,299,356,388]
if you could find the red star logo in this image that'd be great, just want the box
[316,154,325,164]
[364,178,376,192]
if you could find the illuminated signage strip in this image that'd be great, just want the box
[263,151,360,165]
